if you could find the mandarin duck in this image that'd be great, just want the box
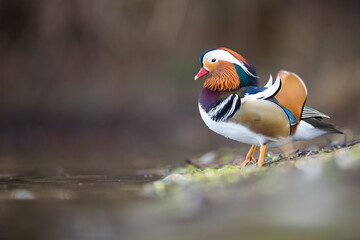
[195,47,342,167]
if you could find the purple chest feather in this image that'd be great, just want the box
[199,88,221,112]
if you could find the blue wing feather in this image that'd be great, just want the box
[273,97,298,125]
[241,86,267,97]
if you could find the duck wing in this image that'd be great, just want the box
[301,106,330,119]
[273,71,307,124]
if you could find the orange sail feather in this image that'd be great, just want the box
[275,71,307,124]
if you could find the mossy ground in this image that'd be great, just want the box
[143,142,360,197]
[131,142,360,240]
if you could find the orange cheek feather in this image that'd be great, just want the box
[203,61,239,91]
[203,60,218,71]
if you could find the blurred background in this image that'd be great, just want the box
[1,1,360,240]
[0,0,359,175]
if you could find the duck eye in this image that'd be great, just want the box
[211,58,216,63]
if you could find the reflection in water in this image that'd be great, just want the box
[1,174,158,201]
[0,173,159,240]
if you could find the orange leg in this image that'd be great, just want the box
[239,145,257,168]
[257,145,267,167]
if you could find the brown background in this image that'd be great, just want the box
[0,0,359,174]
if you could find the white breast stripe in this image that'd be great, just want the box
[208,94,240,121]
[228,95,240,117]
[208,96,232,117]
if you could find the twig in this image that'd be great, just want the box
[184,158,203,168]
[344,139,360,148]
[304,150,313,157]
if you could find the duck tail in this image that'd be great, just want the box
[303,118,343,134]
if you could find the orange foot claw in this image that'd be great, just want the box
[238,145,257,168]
[238,145,267,168]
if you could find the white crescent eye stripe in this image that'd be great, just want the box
[202,50,257,78]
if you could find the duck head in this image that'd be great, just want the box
[194,47,258,91]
